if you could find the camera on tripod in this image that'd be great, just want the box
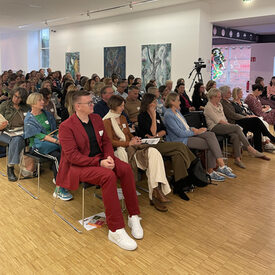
[194,58,206,71]
[188,58,206,92]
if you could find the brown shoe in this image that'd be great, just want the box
[153,187,171,203]
[149,198,168,212]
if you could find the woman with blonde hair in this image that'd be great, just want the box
[24,92,73,200]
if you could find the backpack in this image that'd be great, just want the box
[172,158,210,198]
[188,157,211,187]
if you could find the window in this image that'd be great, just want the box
[40,28,49,69]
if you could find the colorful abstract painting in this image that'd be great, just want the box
[104,46,126,79]
[65,52,80,80]
[141,43,171,90]
[211,45,251,94]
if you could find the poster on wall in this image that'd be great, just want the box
[141,43,171,90]
[104,46,126,79]
[65,52,80,80]
[211,45,251,94]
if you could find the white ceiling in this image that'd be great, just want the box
[1,0,275,35]
[0,0,196,33]
[213,15,275,35]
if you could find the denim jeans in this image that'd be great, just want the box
[0,133,25,165]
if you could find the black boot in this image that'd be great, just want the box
[7,166,17,182]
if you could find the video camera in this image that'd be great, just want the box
[194,58,206,71]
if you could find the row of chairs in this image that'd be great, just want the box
[2,112,229,234]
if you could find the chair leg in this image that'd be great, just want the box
[136,184,149,193]
[0,146,8,177]
[53,186,83,234]
[82,187,85,229]
[17,157,40,200]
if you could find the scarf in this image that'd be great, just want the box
[103,110,128,162]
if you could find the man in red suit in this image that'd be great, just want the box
[56,90,143,251]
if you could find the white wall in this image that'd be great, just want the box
[250,43,275,88]
[0,30,40,73]
[50,2,212,91]
[0,31,28,72]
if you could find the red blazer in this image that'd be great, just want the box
[56,113,115,190]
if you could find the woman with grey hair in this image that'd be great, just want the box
[0,87,30,181]
[220,85,275,154]
[204,88,267,168]
[164,92,236,181]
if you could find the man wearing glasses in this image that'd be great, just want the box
[56,90,143,251]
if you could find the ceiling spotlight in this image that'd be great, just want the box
[45,20,48,26]
[129,2,133,11]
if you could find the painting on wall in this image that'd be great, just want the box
[104,46,126,79]
[65,52,80,80]
[141,43,171,90]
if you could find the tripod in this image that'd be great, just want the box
[188,67,203,93]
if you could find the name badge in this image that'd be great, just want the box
[122,124,126,128]
[50,108,54,112]
[157,119,160,124]
[23,112,27,116]
[137,107,140,111]
[45,120,49,124]
[99,130,103,136]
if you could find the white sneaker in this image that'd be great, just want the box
[128,215,143,239]
[264,142,275,151]
[108,228,137,251]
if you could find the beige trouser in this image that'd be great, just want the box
[135,147,171,200]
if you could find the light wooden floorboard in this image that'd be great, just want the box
[1,151,275,274]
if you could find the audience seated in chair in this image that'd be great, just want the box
[137,93,196,201]
[0,87,31,181]
[220,85,275,155]
[175,82,195,115]
[255,76,275,109]
[204,88,267,169]
[164,92,236,182]
[245,84,275,131]
[103,95,171,212]
[192,82,208,111]
[148,86,166,117]
[124,85,141,125]
[232,87,275,152]
[24,92,73,201]
[114,80,128,99]
[56,90,143,251]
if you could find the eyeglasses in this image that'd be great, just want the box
[77,101,93,106]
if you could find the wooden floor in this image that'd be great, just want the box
[1,151,275,274]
